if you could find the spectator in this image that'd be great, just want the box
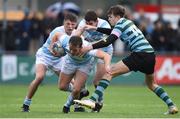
[5,21,16,51]
[29,11,42,55]
[0,22,2,51]
[150,20,166,52]
[174,18,180,52]
[163,21,177,51]
[17,14,31,52]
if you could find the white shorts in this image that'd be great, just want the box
[61,56,95,75]
[36,48,64,72]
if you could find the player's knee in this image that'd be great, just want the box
[35,75,44,83]
[59,84,67,91]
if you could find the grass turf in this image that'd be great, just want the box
[0,84,179,118]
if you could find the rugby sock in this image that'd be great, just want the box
[154,86,174,107]
[24,97,32,106]
[94,84,103,102]
[98,95,104,103]
[90,79,110,102]
[64,93,73,108]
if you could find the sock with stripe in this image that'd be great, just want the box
[64,93,74,108]
[153,86,174,107]
[90,79,110,102]
[23,97,32,106]
[94,84,103,103]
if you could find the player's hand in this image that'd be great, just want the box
[84,25,97,30]
[48,46,58,56]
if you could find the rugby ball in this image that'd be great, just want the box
[52,41,65,56]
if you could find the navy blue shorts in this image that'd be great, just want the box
[122,52,155,74]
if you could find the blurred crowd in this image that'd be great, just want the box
[0,2,179,55]
[131,13,180,54]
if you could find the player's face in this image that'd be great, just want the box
[64,20,77,35]
[108,14,120,26]
[69,44,82,56]
[86,20,97,27]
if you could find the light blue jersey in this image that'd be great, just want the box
[78,18,113,53]
[58,35,98,64]
[35,26,67,71]
[111,18,154,53]
[40,26,67,60]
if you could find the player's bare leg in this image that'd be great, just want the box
[22,64,47,112]
[145,74,178,114]
[93,63,106,103]
[62,71,87,113]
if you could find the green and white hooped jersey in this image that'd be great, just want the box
[111,18,154,53]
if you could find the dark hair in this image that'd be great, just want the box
[69,36,82,48]
[107,5,125,17]
[84,10,97,22]
[64,12,78,22]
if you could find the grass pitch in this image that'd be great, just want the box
[0,84,179,118]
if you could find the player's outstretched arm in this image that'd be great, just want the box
[96,50,112,74]
[84,25,112,35]
[71,26,85,37]
[79,34,118,56]
[92,34,118,49]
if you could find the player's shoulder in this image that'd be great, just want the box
[78,19,86,26]
[116,18,131,25]
[60,34,70,40]
[53,26,63,30]
[98,18,108,22]
[97,18,111,28]
[50,26,65,34]
[58,34,70,46]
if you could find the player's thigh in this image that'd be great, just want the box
[74,70,88,92]
[94,63,106,81]
[96,63,106,76]
[59,72,74,88]
[35,64,47,79]
[111,60,130,77]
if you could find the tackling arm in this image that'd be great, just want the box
[95,50,111,73]
[96,27,112,35]
[84,25,112,35]
[71,27,85,37]
[92,34,118,49]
